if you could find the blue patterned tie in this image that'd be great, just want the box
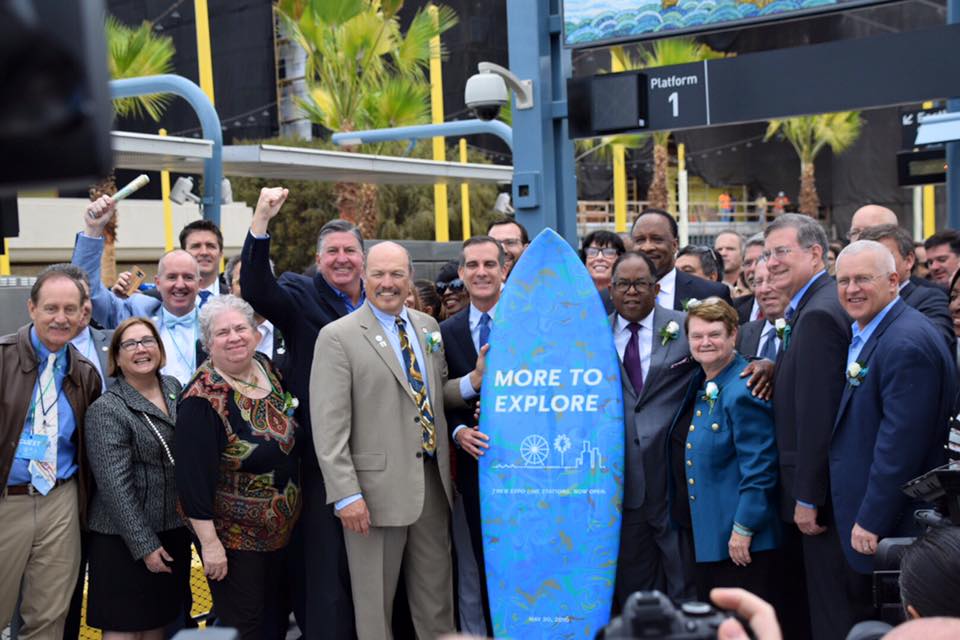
[198,290,212,308]
[759,328,778,361]
[396,317,436,455]
[479,312,491,350]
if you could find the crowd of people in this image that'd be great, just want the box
[2,187,960,640]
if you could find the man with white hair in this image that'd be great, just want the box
[828,240,956,635]
[72,196,201,384]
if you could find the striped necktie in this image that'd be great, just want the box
[395,317,436,455]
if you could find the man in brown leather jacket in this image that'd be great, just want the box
[0,267,101,639]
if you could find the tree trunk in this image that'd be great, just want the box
[647,142,669,210]
[335,180,362,226]
[356,183,379,239]
[89,175,118,286]
[799,160,820,218]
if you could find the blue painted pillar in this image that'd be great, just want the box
[949,0,960,229]
[506,0,579,246]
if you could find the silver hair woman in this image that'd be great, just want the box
[175,293,301,640]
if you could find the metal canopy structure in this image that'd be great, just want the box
[111,133,511,185]
[223,144,511,185]
[112,131,213,172]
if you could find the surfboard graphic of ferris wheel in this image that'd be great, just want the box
[520,434,550,466]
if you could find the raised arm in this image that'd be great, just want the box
[239,187,300,336]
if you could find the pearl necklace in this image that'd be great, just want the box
[140,412,175,466]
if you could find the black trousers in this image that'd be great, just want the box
[772,526,812,640]
[207,549,286,640]
[693,549,777,604]
[803,525,874,640]
[299,463,356,640]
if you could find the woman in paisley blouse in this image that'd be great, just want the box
[175,295,300,640]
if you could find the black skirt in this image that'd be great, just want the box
[86,527,192,631]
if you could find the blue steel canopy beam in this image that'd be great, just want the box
[110,75,223,225]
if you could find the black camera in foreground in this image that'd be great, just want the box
[598,590,750,640]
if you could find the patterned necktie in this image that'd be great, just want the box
[30,353,59,495]
[395,317,436,455]
[759,328,778,361]
[198,290,213,308]
[623,322,644,395]
[479,312,491,350]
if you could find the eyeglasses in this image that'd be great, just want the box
[836,274,885,288]
[846,228,863,242]
[436,279,465,295]
[119,336,158,352]
[612,279,655,293]
[585,247,620,259]
[760,245,807,262]
[498,238,523,248]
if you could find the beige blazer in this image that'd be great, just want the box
[310,302,466,527]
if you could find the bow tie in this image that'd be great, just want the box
[163,310,195,330]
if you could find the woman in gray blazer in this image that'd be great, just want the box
[84,317,190,639]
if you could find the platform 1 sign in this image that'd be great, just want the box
[479,229,624,639]
[646,62,710,131]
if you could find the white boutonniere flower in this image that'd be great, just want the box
[704,381,719,412]
[846,361,868,387]
[683,298,702,311]
[426,331,443,353]
[659,320,680,346]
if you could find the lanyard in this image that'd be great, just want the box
[162,311,197,373]
[28,358,62,423]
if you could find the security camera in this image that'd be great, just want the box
[170,176,201,205]
[465,73,508,121]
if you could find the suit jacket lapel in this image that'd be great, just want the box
[835,301,905,426]
[358,305,418,405]
[637,307,676,404]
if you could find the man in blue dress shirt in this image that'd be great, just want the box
[72,195,201,385]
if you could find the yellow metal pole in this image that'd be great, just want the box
[429,6,449,242]
[611,48,627,233]
[0,238,10,276]
[923,185,936,238]
[459,138,471,240]
[159,129,175,252]
[194,0,215,104]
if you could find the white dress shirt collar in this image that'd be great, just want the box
[656,267,677,309]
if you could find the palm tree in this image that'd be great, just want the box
[94,16,175,284]
[277,0,457,238]
[764,112,862,217]
[603,39,726,210]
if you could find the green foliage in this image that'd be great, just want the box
[228,137,502,272]
[278,0,457,133]
[106,15,175,121]
[764,111,864,164]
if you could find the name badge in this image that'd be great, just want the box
[15,434,49,461]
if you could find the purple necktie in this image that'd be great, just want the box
[623,322,644,395]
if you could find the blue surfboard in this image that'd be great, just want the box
[480,228,624,639]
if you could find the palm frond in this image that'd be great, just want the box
[106,15,175,121]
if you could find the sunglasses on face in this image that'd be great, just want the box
[436,279,465,294]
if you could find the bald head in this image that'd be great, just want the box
[155,249,200,316]
[850,205,898,241]
[883,618,960,640]
[365,242,414,315]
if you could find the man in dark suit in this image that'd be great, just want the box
[240,187,362,640]
[831,241,956,584]
[765,214,852,640]
[859,225,955,351]
[630,209,731,311]
[439,236,502,636]
[608,251,698,607]
[736,261,787,360]
[923,229,960,287]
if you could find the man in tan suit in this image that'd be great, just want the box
[311,242,485,640]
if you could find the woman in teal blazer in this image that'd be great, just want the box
[674,297,781,602]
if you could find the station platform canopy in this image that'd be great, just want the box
[111,131,512,185]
